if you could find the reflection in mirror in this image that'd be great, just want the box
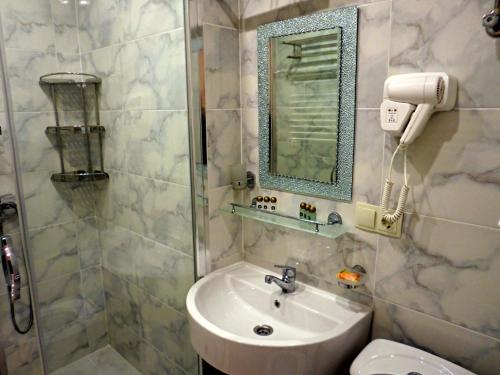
[270,28,341,183]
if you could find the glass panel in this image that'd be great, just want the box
[0,1,199,375]
[270,28,341,183]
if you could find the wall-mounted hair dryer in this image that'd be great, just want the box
[380,72,457,145]
[379,73,457,226]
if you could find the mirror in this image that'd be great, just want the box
[258,7,358,200]
[270,28,341,183]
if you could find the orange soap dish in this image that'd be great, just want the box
[336,265,367,289]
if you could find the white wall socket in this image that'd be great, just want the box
[355,202,403,238]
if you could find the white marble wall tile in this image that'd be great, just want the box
[123,30,187,110]
[81,265,106,315]
[138,342,186,375]
[376,214,500,339]
[356,1,390,108]
[37,272,84,332]
[241,109,259,184]
[208,186,243,271]
[206,109,241,188]
[202,0,239,29]
[240,0,300,19]
[22,171,79,228]
[390,0,500,108]
[140,294,197,373]
[50,0,79,54]
[77,217,101,269]
[244,217,377,294]
[103,268,142,335]
[77,0,124,53]
[383,109,500,228]
[6,48,56,112]
[82,44,125,111]
[1,0,55,51]
[239,30,257,109]
[29,221,79,282]
[43,320,90,372]
[100,111,127,172]
[13,112,58,173]
[133,233,195,313]
[4,338,42,375]
[56,52,82,72]
[373,298,500,375]
[123,0,184,41]
[95,170,130,228]
[100,220,136,283]
[126,110,190,185]
[204,25,240,109]
[127,174,193,255]
[0,113,13,175]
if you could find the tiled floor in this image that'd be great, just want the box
[51,345,141,375]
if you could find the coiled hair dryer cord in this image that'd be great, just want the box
[381,144,409,225]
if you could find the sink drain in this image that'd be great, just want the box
[408,373,422,375]
[253,324,273,336]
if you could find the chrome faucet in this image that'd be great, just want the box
[265,265,296,293]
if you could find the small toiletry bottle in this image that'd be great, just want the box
[300,202,307,218]
[263,196,270,210]
[309,205,317,221]
[270,196,277,211]
[256,196,263,209]
[251,197,257,208]
[305,204,311,220]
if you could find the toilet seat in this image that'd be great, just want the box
[350,339,476,375]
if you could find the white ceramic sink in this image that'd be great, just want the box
[186,262,372,375]
[351,339,476,375]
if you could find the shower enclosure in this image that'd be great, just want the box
[0,0,212,374]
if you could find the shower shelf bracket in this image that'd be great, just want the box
[40,72,108,183]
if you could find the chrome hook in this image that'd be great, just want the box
[483,0,500,37]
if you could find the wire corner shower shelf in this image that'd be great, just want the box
[40,72,109,183]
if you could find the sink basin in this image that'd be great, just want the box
[186,261,372,375]
[350,339,476,375]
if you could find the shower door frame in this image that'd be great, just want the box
[0,13,48,375]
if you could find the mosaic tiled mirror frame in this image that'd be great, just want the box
[257,6,358,201]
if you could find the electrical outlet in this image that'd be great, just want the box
[355,202,403,238]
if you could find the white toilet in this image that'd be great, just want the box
[350,339,476,375]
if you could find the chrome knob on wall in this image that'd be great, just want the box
[483,0,500,37]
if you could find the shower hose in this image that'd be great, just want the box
[9,290,34,334]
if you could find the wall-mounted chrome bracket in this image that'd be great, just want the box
[483,0,500,37]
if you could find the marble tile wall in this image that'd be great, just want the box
[0,0,108,373]
[200,0,244,272]
[228,0,500,374]
[78,0,198,374]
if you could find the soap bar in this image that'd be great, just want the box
[336,269,361,282]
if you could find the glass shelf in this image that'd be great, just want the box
[220,203,347,239]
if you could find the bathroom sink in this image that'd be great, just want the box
[186,261,372,375]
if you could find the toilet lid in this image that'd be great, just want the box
[350,339,476,375]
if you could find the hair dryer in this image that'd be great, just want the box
[378,73,457,226]
[380,72,457,145]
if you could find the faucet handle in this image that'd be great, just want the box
[274,264,296,278]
